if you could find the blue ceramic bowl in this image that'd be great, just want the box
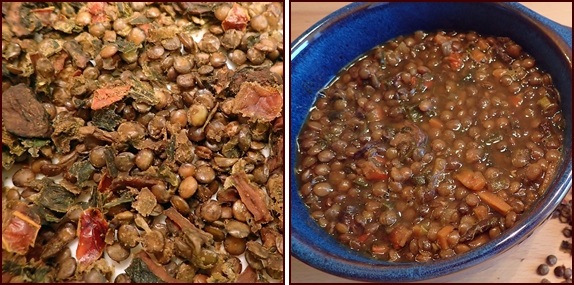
[291,2,572,282]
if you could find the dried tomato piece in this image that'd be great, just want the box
[91,85,131,110]
[76,208,108,268]
[52,52,69,74]
[236,265,257,283]
[229,172,273,223]
[2,210,41,255]
[222,3,250,31]
[110,175,164,192]
[86,2,108,23]
[232,82,282,122]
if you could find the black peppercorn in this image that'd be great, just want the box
[546,255,558,266]
[554,265,565,278]
[538,264,550,276]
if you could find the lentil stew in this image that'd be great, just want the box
[296,30,565,262]
[2,2,284,282]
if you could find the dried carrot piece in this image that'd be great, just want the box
[468,233,490,248]
[360,160,389,181]
[429,117,444,129]
[508,95,523,108]
[388,225,413,249]
[437,225,455,250]
[473,205,490,221]
[477,191,513,215]
[371,243,389,255]
[470,49,486,63]
[446,52,463,70]
[455,169,486,191]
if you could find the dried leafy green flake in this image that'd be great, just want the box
[128,77,160,106]
[74,32,103,58]
[3,151,16,170]
[125,257,164,283]
[116,37,141,54]
[20,139,50,157]
[180,23,200,33]
[103,146,119,178]
[103,191,135,210]
[51,113,85,153]
[174,131,193,163]
[158,165,179,188]
[127,14,151,25]
[35,178,76,213]
[207,272,230,283]
[132,187,157,216]
[147,25,179,43]
[13,54,35,77]
[92,107,122,131]
[69,160,96,185]
[2,128,50,169]
[115,2,133,17]
[3,128,27,157]
[2,259,54,283]
[166,136,176,163]
[35,205,63,225]
[8,4,44,36]
[52,17,76,34]
[58,2,77,17]
[37,39,63,57]
[141,61,165,82]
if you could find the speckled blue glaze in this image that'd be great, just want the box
[291,2,572,282]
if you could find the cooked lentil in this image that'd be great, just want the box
[296,30,564,262]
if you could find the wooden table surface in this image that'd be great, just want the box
[290,2,572,283]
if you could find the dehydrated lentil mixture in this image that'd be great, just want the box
[2,2,284,283]
[296,30,564,262]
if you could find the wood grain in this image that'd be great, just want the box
[290,2,572,283]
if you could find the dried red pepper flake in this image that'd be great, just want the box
[2,211,41,255]
[91,85,131,110]
[76,208,108,268]
[97,171,113,192]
